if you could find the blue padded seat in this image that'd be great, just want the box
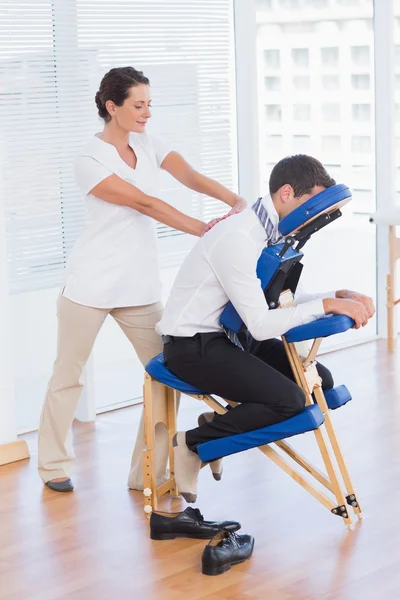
[146,355,352,412]
[196,404,324,463]
[324,385,352,410]
[279,183,351,236]
[284,314,354,343]
[146,352,207,395]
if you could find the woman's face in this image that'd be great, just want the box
[106,84,152,132]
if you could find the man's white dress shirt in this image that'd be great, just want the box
[156,195,334,341]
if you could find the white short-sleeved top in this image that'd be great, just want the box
[63,132,171,308]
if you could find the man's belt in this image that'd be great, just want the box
[162,334,197,344]
[162,333,213,344]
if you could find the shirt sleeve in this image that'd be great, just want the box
[294,279,336,304]
[149,135,173,167]
[74,155,113,196]
[209,232,326,342]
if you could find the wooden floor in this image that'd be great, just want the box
[1,340,400,600]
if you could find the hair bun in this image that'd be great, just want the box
[95,91,108,119]
[95,91,103,110]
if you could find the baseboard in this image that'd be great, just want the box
[0,440,30,466]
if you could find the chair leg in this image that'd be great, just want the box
[387,272,395,352]
[314,386,361,518]
[260,443,338,514]
[312,427,353,528]
[388,225,397,352]
[284,340,355,528]
[142,374,158,516]
[166,387,179,498]
[202,394,229,415]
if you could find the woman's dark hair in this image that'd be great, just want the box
[269,154,336,197]
[95,67,150,122]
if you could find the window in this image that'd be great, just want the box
[264,49,280,69]
[351,136,372,153]
[265,135,283,155]
[1,0,236,292]
[321,47,339,67]
[292,135,312,153]
[255,0,376,350]
[352,104,371,121]
[322,136,341,154]
[352,74,370,90]
[350,165,373,189]
[264,76,281,91]
[293,104,311,121]
[351,46,370,66]
[265,105,282,121]
[292,48,309,68]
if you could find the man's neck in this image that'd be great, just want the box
[271,195,284,220]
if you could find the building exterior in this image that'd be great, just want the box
[256,0,383,212]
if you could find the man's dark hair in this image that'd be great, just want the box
[269,155,336,197]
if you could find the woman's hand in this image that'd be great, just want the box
[201,197,248,236]
[226,196,248,216]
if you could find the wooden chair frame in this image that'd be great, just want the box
[387,225,400,351]
[369,212,400,351]
[142,337,361,529]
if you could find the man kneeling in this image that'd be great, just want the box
[156,155,375,503]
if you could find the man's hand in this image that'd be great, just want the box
[336,289,375,318]
[323,298,370,329]
[201,197,248,236]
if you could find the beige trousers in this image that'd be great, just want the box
[38,295,170,490]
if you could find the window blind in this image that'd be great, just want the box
[0,0,237,291]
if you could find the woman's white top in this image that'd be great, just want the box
[63,132,171,308]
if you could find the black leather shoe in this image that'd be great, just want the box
[150,507,241,540]
[45,478,74,492]
[202,530,254,576]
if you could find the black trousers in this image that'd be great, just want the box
[163,332,334,454]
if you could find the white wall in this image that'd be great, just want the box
[0,185,17,445]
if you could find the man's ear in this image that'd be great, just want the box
[280,184,294,204]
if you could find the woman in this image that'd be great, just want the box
[38,66,246,493]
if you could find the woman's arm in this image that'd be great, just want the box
[161,151,247,210]
[90,174,206,237]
